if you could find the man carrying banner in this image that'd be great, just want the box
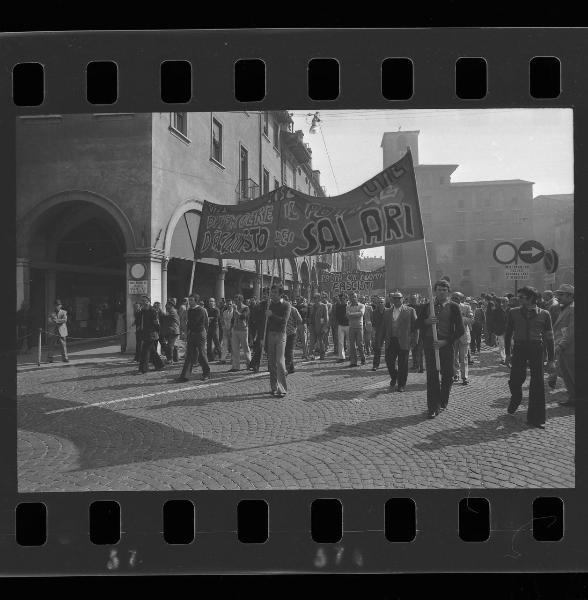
[416,280,465,418]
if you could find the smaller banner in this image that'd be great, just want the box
[504,265,530,281]
[321,271,385,295]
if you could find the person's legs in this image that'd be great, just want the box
[241,330,252,367]
[508,345,528,413]
[372,331,384,368]
[231,330,241,369]
[356,328,365,363]
[59,336,68,361]
[300,324,308,359]
[196,336,211,376]
[331,324,338,355]
[285,333,295,372]
[459,341,468,380]
[397,347,410,387]
[150,340,165,369]
[527,344,546,425]
[424,344,441,413]
[496,334,506,361]
[134,333,142,361]
[337,325,345,359]
[348,328,358,365]
[274,333,288,393]
[180,335,195,379]
[387,337,399,384]
[139,337,151,372]
[439,342,455,409]
[267,333,278,392]
[558,351,575,400]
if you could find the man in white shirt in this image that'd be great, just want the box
[346,292,366,367]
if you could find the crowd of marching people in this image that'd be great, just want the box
[45,277,575,428]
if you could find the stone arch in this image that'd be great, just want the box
[163,198,205,258]
[18,189,136,257]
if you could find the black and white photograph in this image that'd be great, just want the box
[16,108,575,492]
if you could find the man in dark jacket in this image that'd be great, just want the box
[249,287,270,372]
[416,280,465,418]
[178,294,210,382]
[206,297,222,362]
[137,296,165,374]
[162,299,180,364]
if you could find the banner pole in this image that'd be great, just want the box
[404,146,440,372]
[38,328,42,366]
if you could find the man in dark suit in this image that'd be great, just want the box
[416,280,465,418]
[178,294,211,382]
[137,296,165,373]
[383,291,418,392]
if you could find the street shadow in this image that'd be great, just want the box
[145,391,273,410]
[307,411,430,443]
[17,393,233,471]
[414,405,575,453]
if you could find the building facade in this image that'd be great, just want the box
[16,111,340,350]
[531,194,574,290]
[383,130,537,297]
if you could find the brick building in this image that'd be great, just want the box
[16,111,342,350]
[382,130,536,297]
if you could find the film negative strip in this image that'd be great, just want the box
[1,28,584,575]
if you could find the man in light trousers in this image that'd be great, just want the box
[346,292,366,367]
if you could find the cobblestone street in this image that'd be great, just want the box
[17,344,575,491]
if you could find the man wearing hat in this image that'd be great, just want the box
[551,284,575,405]
[47,299,69,363]
[383,290,418,392]
[450,291,474,384]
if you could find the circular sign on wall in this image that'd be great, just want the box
[543,248,559,274]
[493,241,518,265]
[518,239,545,264]
[130,263,146,280]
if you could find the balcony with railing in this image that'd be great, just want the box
[236,178,260,203]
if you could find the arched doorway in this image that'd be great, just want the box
[22,197,130,341]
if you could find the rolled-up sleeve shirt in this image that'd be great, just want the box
[504,305,554,360]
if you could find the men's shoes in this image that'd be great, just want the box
[439,404,447,412]
[336,359,345,363]
[228,368,240,372]
[201,373,211,381]
[287,367,295,374]
[348,363,358,368]
[270,390,276,396]
[507,401,517,415]
[396,386,405,392]
[499,360,507,366]
[462,378,469,385]
[275,392,286,398]
[389,380,396,388]
[372,367,377,372]
[427,410,438,419]
[252,367,260,373]
[361,359,366,365]
[527,420,545,429]
[176,376,189,382]
[453,374,459,382]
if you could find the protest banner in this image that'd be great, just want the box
[321,271,385,295]
[195,150,424,259]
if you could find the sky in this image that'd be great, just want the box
[291,108,574,258]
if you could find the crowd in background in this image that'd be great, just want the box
[42,277,575,425]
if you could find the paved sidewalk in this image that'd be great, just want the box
[17,344,575,491]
